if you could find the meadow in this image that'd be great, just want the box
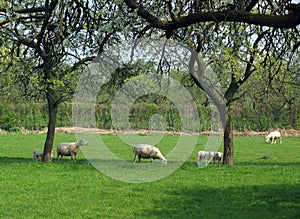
[0,133,299,219]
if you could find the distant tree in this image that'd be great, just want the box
[252,52,300,129]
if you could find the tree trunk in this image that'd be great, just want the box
[42,89,57,162]
[223,109,234,165]
[289,102,297,129]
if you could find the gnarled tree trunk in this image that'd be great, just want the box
[42,88,58,162]
[223,109,234,165]
[41,54,58,163]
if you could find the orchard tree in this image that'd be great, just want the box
[0,0,122,162]
[123,0,300,164]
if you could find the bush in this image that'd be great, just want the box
[0,105,18,130]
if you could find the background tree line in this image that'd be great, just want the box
[0,99,298,132]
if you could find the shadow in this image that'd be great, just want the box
[0,156,33,163]
[1,155,299,168]
[236,161,300,167]
[138,184,300,219]
[0,156,89,165]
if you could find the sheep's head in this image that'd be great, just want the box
[265,136,270,142]
[78,139,88,146]
[215,152,223,160]
[160,158,167,164]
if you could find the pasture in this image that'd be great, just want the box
[0,133,299,218]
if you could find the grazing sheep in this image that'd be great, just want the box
[33,149,53,161]
[57,139,88,162]
[265,131,282,144]
[133,144,167,164]
[213,152,223,166]
[197,151,223,167]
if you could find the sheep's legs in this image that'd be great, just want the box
[57,155,63,162]
[133,154,140,164]
[71,154,77,162]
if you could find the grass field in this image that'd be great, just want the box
[0,133,299,218]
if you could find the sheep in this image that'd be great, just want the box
[197,151,223,167]
[33,149,53,161]
[213,152,223,166]
[57,139,88,162]
[265,130,282,144]
[133,144,167,164]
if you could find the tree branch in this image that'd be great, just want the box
[245,0,259,12]
[125,0,300,30]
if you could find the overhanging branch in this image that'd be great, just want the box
[172,10,300,29]
[125,0,300,30]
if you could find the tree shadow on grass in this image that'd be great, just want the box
[137,184,300,219]
[0,156,89,164]
[0,156,33,163]
[236,161,300,167]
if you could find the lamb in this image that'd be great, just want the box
[265,130,282,144]
[213,152,223,166]
[197,151,223,167]
[33,149,53,161]
[133,144,167,164]
[57,139,88,162]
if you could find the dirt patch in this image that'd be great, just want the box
[34,127,300,137]
[235,129,300,137]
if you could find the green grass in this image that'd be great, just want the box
[0,133,299,218]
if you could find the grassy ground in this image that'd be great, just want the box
[0,133,299,218]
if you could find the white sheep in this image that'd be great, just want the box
[133,144,167,164]
[265,131,282,144]
[33,149,53,161]
[197,151,223,167]
[57,139,88,162]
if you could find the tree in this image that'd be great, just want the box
[0,0,120,162]
[251,51,300,129]
[123,0,300,164]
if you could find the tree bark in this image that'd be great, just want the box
[42,88,57,162]
[41,52,57,163]
[223,109,234,165]
[289,102,297,129]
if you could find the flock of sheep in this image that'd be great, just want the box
[32,131,282,166]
